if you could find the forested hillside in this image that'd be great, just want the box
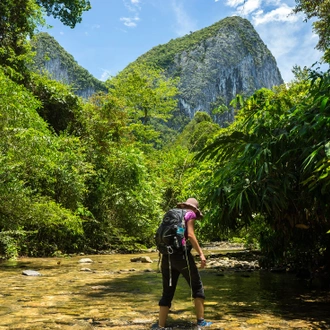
[0,0,329,285]
[31,32,106,98]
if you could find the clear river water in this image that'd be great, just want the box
[0,250,329,329]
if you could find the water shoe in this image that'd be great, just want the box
[197,318,212,327]
[150,323,165,329]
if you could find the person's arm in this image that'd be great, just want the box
[186,219,207,269]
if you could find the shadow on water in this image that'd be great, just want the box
[82,269,330,329]
[0,252,329,329]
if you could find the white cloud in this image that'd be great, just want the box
[258,21,300,58]
[277,29,324,82]
[252,4,298,25]
[100,69,112,82]
[225,0,246,7]
[123,0,140,12]
[235,0,262,15]
[171,0,197,36]
[253,14,323,82]
[225,0,296,22]
[120,16,140,27]
[121,0,141,28]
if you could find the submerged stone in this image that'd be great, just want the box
[80,267,92,272]
[78,258,93,263]
[22,270,42,276]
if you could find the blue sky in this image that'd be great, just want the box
[42,0,327,83]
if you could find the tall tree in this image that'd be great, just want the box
[294,0,330,63]
[36,0,91,28]
[0,0,90,80]
[106,63,179,147]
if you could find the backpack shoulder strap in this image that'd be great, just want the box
[181,209,185,228]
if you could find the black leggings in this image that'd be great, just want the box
[159,251,205,308]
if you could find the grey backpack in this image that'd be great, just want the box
[155,208,187,254]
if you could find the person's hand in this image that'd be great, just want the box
[199,253,206,269]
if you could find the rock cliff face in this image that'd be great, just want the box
[135,16,283,125]
[31,33,106,98]
[33,17,283,126]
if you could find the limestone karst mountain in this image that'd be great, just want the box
[32,16,283,126]
[31,32,106,98]
[132,16,284,125]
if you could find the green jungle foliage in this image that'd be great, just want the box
[0,68,89,257]
[0,57,209,258]
[28,72,83,133]
[37,0,91,28]
[0,0,90,83]
[196,68,330,271]
[105,62,180,148]
[0,0,329,281]
[0,0,43,82]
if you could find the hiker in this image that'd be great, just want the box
[153,198,212,329]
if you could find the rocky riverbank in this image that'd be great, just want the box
[130,242,261,273]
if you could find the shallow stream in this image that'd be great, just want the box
[0,250,329,329]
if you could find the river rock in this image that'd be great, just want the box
[207,256,259,271]
[144,268,153,272]
[78,258,93,263]
[130,256,153,263]
[91,285,108,290]
[22,270,42,276]
[80,268,92,272]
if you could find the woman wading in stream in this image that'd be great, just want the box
[152,198,212,329]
